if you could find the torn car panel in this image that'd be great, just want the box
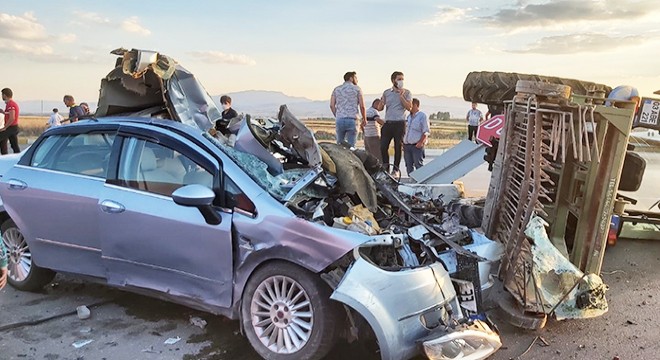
[331,246,501,360]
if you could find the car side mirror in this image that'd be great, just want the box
[172,184,222,225]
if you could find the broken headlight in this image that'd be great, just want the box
[422,320,501,360]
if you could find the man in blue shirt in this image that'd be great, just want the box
[403,98,429,175]
[63,95,86,123]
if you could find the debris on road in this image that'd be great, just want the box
[76,305,91,320]
[189,316,207,329]
[164,336,181,345]
[71,339,94,349]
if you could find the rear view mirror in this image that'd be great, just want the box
[172,184,221,225]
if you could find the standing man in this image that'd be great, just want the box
[362,99,384,160]
[330,71,366,148]
[379,71,412,177]
[403,98,430,175]
[466,102,483,143]
[47,108,63,128]
[0,88,21,155]
[63,95,86,123]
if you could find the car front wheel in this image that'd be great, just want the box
[2,218,55,291]
[241,262,339,360]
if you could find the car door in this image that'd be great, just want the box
[0,126,117,278]
[99,127,234,308]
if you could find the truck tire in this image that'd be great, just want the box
[463,71,612,105]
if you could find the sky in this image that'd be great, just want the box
[1,0,659,103]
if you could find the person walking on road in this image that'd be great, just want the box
[378,71,412,177]
[47,108,63,129]
[466,102,483,143]
[403,98,429,175]
[0,88,21,155]
[330,71,366,148]
[362,99,384,160]
[63,95,86,123]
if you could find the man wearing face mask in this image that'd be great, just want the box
[377,71,412,177]
[330,71,366,148]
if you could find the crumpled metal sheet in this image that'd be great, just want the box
[319,143,378,213]
[524,216,608,320]
[119,48,177,80]
[278,105,322,168]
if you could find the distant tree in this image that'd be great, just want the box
[435,111,451,121]
[429,113,436,120]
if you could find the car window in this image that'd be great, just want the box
[225,176,255,214]
[117,138,214,197]
[30,132,115,178]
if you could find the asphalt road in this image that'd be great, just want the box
[0,146,658,360]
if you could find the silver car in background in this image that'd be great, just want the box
[0,49,501,360]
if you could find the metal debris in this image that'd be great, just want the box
[163,336,181,345]
[71,339,94,349]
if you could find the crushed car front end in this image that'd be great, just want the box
[323,233,501,360]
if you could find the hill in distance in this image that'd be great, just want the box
[18,90,473,119]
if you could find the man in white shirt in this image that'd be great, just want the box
[466,102,483,143]
[47,108,63,128]
[330,71,366,147]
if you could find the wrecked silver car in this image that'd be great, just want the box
[0,49,501,360]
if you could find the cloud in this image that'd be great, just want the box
[72,11,112,26]
[189,51,257,66]
[0,41,79,62]
[507,33,648,54]
[0,12,47,41]
[482,0,658,29]
[121,17,151,36]
[59,33,77,43]
[422,6,470,26]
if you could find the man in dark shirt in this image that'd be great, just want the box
[0,88,21,154]
[215,95,238,134]
[63,95,86,123]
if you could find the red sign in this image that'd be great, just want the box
[477,115,505,147]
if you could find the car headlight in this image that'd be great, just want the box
[422,320,501,360]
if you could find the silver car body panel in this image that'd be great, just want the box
[331,253,463,360]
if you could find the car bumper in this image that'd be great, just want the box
[331,254,501,360]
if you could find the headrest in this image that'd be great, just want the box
[140,148,157,171]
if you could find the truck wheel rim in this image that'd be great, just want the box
[4,227,31,282]
[250,275,314,354]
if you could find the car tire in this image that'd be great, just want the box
[2,219,55,291]
[463,71,612,105]
[241,261,339,360]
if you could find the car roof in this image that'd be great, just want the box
[50,116,205,137]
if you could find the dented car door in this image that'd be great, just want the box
[99,126,234,308]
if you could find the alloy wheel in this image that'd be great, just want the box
[250,275,314,354]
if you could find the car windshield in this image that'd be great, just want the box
[204,132,312,200]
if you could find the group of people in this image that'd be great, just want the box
[48,95,91,128]
[0,88,92,156]
[330,71,429,177]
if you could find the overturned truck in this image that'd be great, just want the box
[465,72,642,328]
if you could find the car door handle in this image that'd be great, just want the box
[7,179,27,190]
[100,200,125,214]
